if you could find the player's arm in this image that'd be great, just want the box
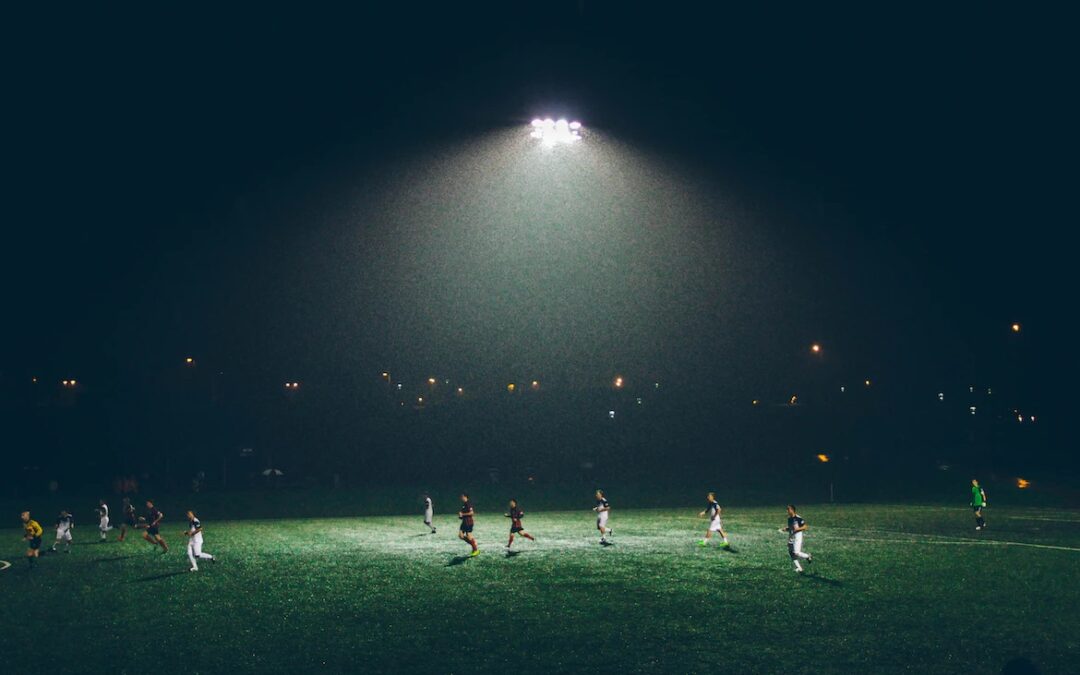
[151,513,164,527]
[793,522,808,533]
[982,489,988,506]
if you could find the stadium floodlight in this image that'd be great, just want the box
[530,117,582,146]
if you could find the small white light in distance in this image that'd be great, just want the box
[529,117,582,145]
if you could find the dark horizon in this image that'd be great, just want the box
[2,4,1073,488]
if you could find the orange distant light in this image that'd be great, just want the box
[507,383,516,393]
[816,453,830,463]
[811,343,821,354]
[1011,323,1021,333]
[531,380,540,390]
[1016,477,1031,489]
[381,371,390,380]
[752,399,759,406]
[789,395,798,405]
[185,357,194,364]
[613,376,624,389]
[428,377,436,385]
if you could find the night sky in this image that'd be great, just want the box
[3,5,1072,466]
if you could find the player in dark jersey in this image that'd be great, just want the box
[118,497,138,542]
[458,493,479,557]
[52,510,75,553]
[141,500,169,553]
[779,504,812,573]
[21,511,44,569]
[697,492,729,547]
[593,490,612,544]
[504,498,536,550]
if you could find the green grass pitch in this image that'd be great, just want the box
[3,504,1079,673]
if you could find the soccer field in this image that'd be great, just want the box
[3,504,1078,674]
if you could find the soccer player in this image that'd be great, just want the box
[183,510,217,572]
[52,510,74,553]
[779,504,812,573]
[118,497,137,542]
[141,500,169,553]
[96,498,112,541]
[423,495,436,534]
[457,493,479,557]
[593,489,612,544]
[971,479,989,530]
[504,498,536,549]
[697,492,729,547]
[21,511,43,569]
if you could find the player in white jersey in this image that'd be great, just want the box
[52,510,75,553]
[593,489,612,545]
[183,510,217,572]
[697,492,729,547]
[779,504,813,572]
[423,495,436,534]
[96,499,112,541]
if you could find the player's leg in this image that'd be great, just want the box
[520,530,535,542]
[187,541,198,571]
[119,524,127,542]
[156,535,169,553]
[192,539,214,561]
[507,532,514,548]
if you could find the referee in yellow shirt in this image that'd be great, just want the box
[21,511,43,569]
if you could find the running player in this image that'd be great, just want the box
[52,510,74,553]
[457,493,479,557]
[96,499,112,542]
[141,500,169,553]
[697,492,729,547]
[594,489,612,545]
[423,495,436,534]
[504,498,536,549]
[118,497,137,542]
[21,511,43,569]
[779,504,812,573]
[183,510,217,572]
[971,479,989,530]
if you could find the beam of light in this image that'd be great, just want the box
[529,117,582,146]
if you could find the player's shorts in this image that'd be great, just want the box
[510,524,524,533]
[56,530,73,542]
[709,518,724,532]
[147,525,160,536]
[99,517,110,528]
[29,536,42,550]
[597,513,609,527]
[972,505,984,512]
[125,516,138,527]
[459,523,473,534]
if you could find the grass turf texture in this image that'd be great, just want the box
[2,505,1078,673]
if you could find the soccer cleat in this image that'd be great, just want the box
[720,541,730,547]
[975,526,982,531]
[470,549,480,557]
[807,553,813,563]
[795,567,803,573]
[189,567,198,572]
[697,540,708,547]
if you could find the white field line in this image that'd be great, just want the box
[1003,516,1080,523]
[838,535,1080,553]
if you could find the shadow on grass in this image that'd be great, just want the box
[93,555,137,563]
[505,550,522,558]
[446,555,473,567]
[801,572,842,587]
[136,571,189,582]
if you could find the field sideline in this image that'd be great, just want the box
[3,504,1078,673]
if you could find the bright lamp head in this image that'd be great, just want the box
[529,117,582,145]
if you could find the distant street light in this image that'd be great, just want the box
[1011,323,1021,333]
[864,379,872,387]
[613,376,624,389]
[810,343,822,354]
[185,357,195,365]
[530,118,582,146]
[507,383,516,393]
[531,380,540,390]
[816,454,830,463]
[381,371,390,381]
[284,382,301,390]
[428,377,437,385]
